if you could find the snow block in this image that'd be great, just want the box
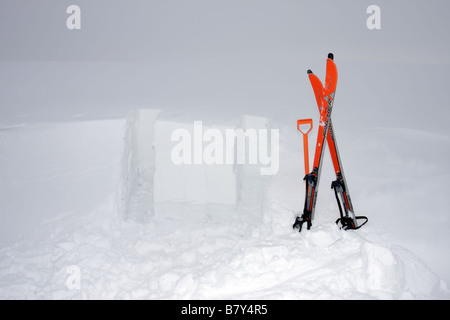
[121,111,276,217]
[233,115,275,237]
[235,115,272,208]
[121,109,160,222]
[153,116,237,205]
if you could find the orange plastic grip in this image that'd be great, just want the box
[297,119,313,175]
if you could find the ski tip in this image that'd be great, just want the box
[307,69,313,74]
[328,53,334,60]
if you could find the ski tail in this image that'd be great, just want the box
[324,53,337,96]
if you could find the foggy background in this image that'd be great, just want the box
[1,0,449,132]
[1,1,450,296]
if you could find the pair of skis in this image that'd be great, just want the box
[293,53,368,232]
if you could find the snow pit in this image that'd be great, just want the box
[120,110,276,216]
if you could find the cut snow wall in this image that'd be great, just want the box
[234,115,273,228]
[235,115,270,200]
[120,110,274,220]
[153,119,237,205]
[120,109,160,222]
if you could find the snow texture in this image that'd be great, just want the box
[0,111,449,299]
[1,0,450,300]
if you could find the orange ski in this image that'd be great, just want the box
[293,53,368,232]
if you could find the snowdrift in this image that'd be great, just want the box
[0,109,449,299]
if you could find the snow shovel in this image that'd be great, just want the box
[297,118,313,176]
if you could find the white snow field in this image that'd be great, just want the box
[0,107,449,299]
[1,0,450,300]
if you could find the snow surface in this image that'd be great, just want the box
[1,0,450,300]
[0,110,449,299]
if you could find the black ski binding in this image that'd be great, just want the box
[292,211,312,232]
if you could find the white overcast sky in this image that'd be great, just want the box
[0,0,449,64]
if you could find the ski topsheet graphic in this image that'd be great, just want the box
[293,53,368,232]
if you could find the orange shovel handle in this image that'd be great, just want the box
[297,119,313,135]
